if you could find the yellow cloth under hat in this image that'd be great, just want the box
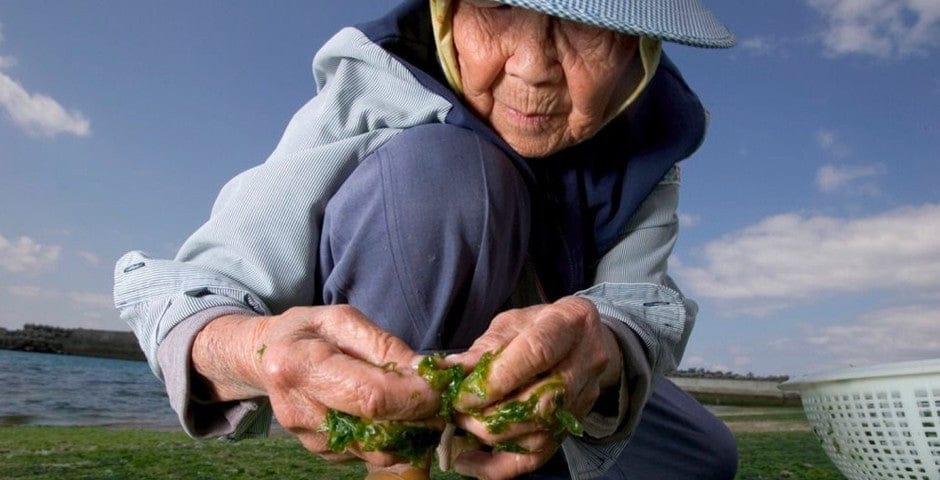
[429,0,662,121]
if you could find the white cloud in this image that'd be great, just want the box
[7,284,110,308]
[815,163,883,193]
[7,285,42,297]
[739,36,774,56]
[815,129,850,157]
[807,0,940,58]
[78,251,101,267]
[675,204,940,303]
[0,234,61,273]
[0,74,91,137]
[802,304,940,368]
[816,130,837,149]
[0,21,12,69]
[678,212,701,227]
[0,19,90,138]
[67,291,113,309]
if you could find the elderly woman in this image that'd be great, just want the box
[114,0,737,479]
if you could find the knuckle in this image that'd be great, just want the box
[276,411,301,430]
[521,333,557,371]
[261,351,293,389]
[491,309,518,328]
[357,384,389,419]
[558,296,596,323]
[281,306,310,323]
[583,345,609,374]
[508,452,543,478]
[297,433,328,454]
[371,333,398,361]
[584,383,601,405]
[331,304,362,321]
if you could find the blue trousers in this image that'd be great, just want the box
[319,124,737,479]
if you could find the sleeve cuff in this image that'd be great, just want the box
[157,305,273,439]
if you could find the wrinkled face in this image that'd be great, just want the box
[452,0,639,158]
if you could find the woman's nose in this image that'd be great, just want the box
[504,14,562,86]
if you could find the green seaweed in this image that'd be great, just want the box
[417,354,466,419]
[458,351,495,400]
[475,376,582,439]
[493,441,529,453]
[322,410,439,462]
[478,397,537,434]
[554,406,584,438]
[323,350,582,463]
[379,361,402,375]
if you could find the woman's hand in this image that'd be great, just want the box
[191,305,440,466]
[446,296,623,480]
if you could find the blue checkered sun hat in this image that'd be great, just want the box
[491,0,735,48]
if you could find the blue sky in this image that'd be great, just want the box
[1,1,938,376]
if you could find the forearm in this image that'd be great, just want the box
[191,313,269,402]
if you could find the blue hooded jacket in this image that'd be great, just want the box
[357,0,707,299]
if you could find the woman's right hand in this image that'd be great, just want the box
[191,305,441,466]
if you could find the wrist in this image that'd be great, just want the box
[192,313,269,401]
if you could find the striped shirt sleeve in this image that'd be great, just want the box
[563,165,699,479]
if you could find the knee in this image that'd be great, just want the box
[352,123,530,243]
[699,413,739,480]
[377,123,528,224]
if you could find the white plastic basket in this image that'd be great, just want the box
[780,359,940,480]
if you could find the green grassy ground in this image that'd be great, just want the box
[0,424,844,479]
[734,431,844,480]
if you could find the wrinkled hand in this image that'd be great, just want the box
[446,296,622,480]
[192,305,440,466]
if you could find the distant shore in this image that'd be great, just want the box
[0,324,144,361]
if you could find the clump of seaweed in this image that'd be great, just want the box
[321,350,582,463]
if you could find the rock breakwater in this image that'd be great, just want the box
[0,324,144,361]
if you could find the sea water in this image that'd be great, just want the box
[0,349,177,428]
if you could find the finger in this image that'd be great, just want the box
[453,410,543,444]
[295,430,354,460]
[319,412,444,464]
[348,448,403,468]
[295,337,439,420]
[491,431,556,454]
[551,349,606,417]
[268,388,330,433]
[457,308,577,410]
[453,443,559,480]
[444,308,534,368]
[549,322,621,417]
[296,430,403,466]
[307,305,424,373]
[453,378,565,442]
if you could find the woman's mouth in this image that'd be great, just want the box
[500,104,556,130]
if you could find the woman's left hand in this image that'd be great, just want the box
[445,296,623,480]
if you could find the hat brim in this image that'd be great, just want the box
[490,0,736,48]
